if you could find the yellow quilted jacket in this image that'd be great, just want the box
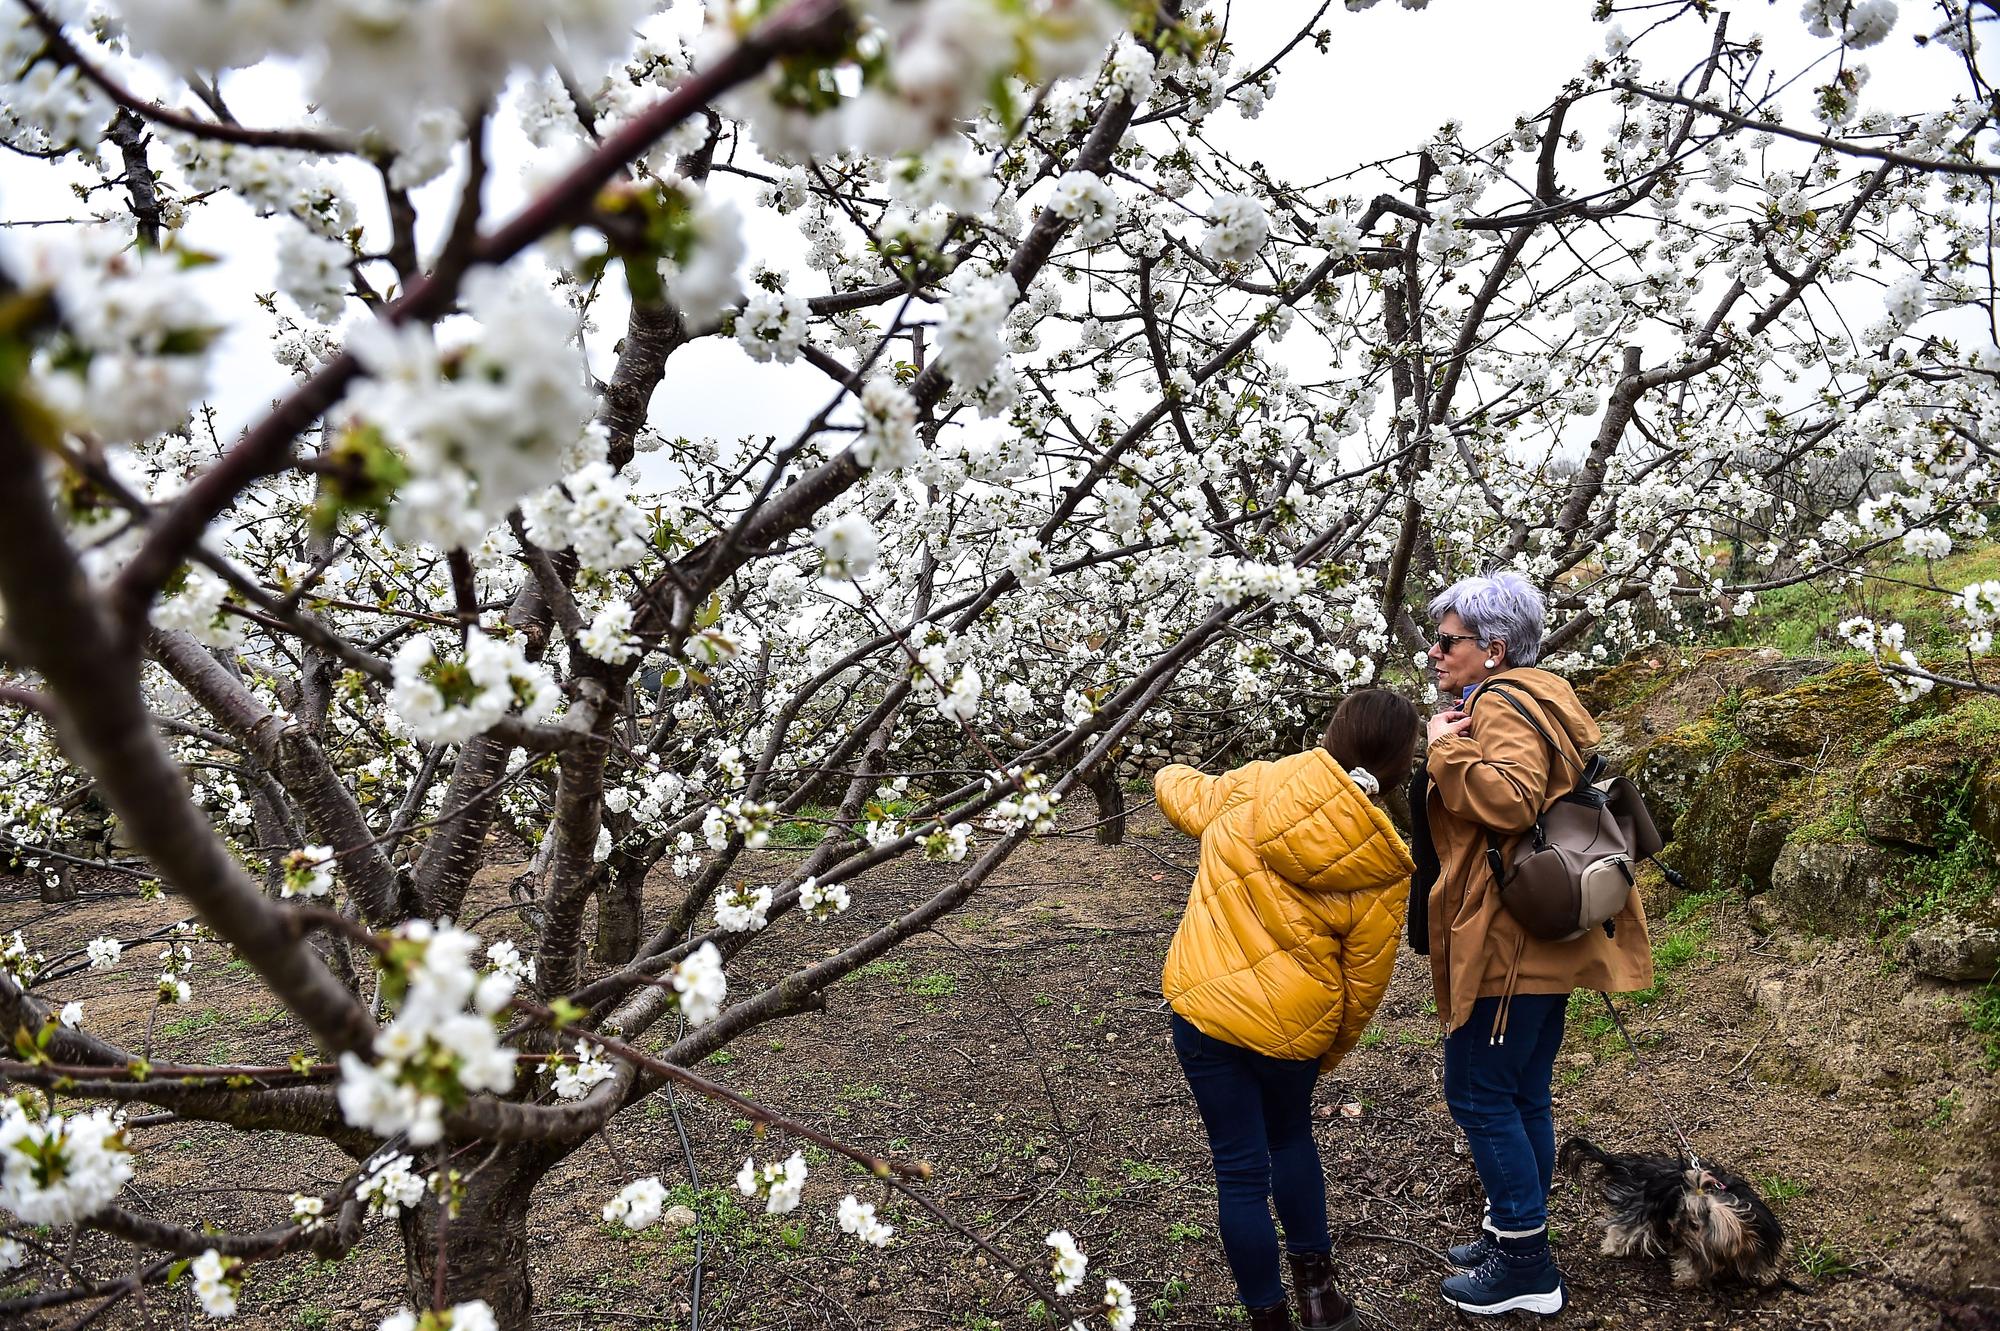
[1158,749,1414,1071]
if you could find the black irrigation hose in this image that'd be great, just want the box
[665,1071,705,1331]
[665,930,705,1331]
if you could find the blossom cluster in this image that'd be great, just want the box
[347,269,596,552]
[0,1102,133,1225]
[548,1041,616,1101]
[0,9,112,152]
[714,882,774,933]
[603,1176,668,1230]
[336,921,520,1146]
[117,0,644,148]
[838,1193,892,1246]
[670,941,728,1026]
[735,1150,807,1214]
[719,0,1123,160]
[1046,1228,1087,1295]
[1837,617,1936,703]
[191,1248,241,1318]
[988,769,1062,834]
[522,462,654,576]
[358,1153,427,1217]
[1193,557,1309,607]
[389,632,561,745]
[798,875,852,920]
[376,1300,498,1331]
[14,227,216,443]
[281,845,337,900]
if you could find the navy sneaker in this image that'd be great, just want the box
[1439,1232,1566,1317]
[1446,1228,1498,1272]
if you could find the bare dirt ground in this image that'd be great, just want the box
[5,801,1998,1330]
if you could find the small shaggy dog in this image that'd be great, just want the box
[1560,1137,1785,1288]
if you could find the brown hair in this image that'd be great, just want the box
[1320,689,1421,790]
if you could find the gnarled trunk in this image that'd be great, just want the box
[594,852,646,964]
[400,1152,548,1330]
[1087,760,1126,846]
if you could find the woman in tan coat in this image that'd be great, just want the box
[1409,572,1653,1319]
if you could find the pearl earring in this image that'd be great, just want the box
[1484,658,1497,668]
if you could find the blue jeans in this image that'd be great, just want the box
[1170,1013,1329,1308]
[1443,994,1568,1235]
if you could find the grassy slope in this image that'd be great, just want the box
[1710,542,2000,657]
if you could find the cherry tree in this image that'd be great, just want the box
[0,0,1994,1325]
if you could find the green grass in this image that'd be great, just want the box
[1712,540,2000,658]
[1796,1238,1858,1280]
[1881,806,2000,941]
[1567,902,1718,1050]
[1756,1173,1811,1202]
[1357,1027,1387,1048]
[161,1008,222,1040]
[1120,1158,1170,1183]
[906,971,958,997]
[1164,1221,1206,1243]
[767,803,837,848]
[1970,980,2000,1069]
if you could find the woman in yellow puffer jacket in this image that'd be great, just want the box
[1158,690,1419,1331]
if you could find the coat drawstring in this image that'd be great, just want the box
[1490,930,1528,1045]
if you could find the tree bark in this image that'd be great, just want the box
[1086,761,1126,845]
[400,1155,546,1331]
[593,851,645,965]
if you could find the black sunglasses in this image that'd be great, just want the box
[1431,631,1478,652]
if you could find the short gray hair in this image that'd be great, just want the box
[1428,570,1548,666]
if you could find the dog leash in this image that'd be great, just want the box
[1596,991,1703,1172]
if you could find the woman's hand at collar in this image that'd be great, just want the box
[1426,707,1472,746]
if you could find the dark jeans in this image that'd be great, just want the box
[1442,993,1568,1235]
[1170,1013,1329,1309]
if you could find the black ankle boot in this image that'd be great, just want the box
[1246,1301,1292,1331]
[1287,1251,1361,1331]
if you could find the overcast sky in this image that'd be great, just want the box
[0,1,1976,478]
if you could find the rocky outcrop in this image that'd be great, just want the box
[1767,840,1905,933]
[1906,916,2000,982]
[1592,648,2000,983]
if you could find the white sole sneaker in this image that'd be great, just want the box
[1441,1286,1566,1316]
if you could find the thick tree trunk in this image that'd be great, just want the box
[1087,762,1126,846]
[400,1154,545,1330]
[593,852,645,964]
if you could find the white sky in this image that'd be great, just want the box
[0,1,1979,474]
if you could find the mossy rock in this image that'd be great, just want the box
[1856,752,1978,849]
[1767,838,1908,933]
[1905,913,2000,982]
[1628,720,1723,840]
[1973,770,2000,849]
[1730,661,1900,762]
[1575,653,1682,714]
[1852,695,2000,849]
[1667,749,1800,894]
[1743,807,1795,895]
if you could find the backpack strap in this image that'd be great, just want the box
[1470,680,1589,787]
[1471,680,1577,898]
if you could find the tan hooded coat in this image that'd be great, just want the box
[1425,668,1654,1037]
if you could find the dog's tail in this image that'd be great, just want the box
[1558,1136,1616,1178]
